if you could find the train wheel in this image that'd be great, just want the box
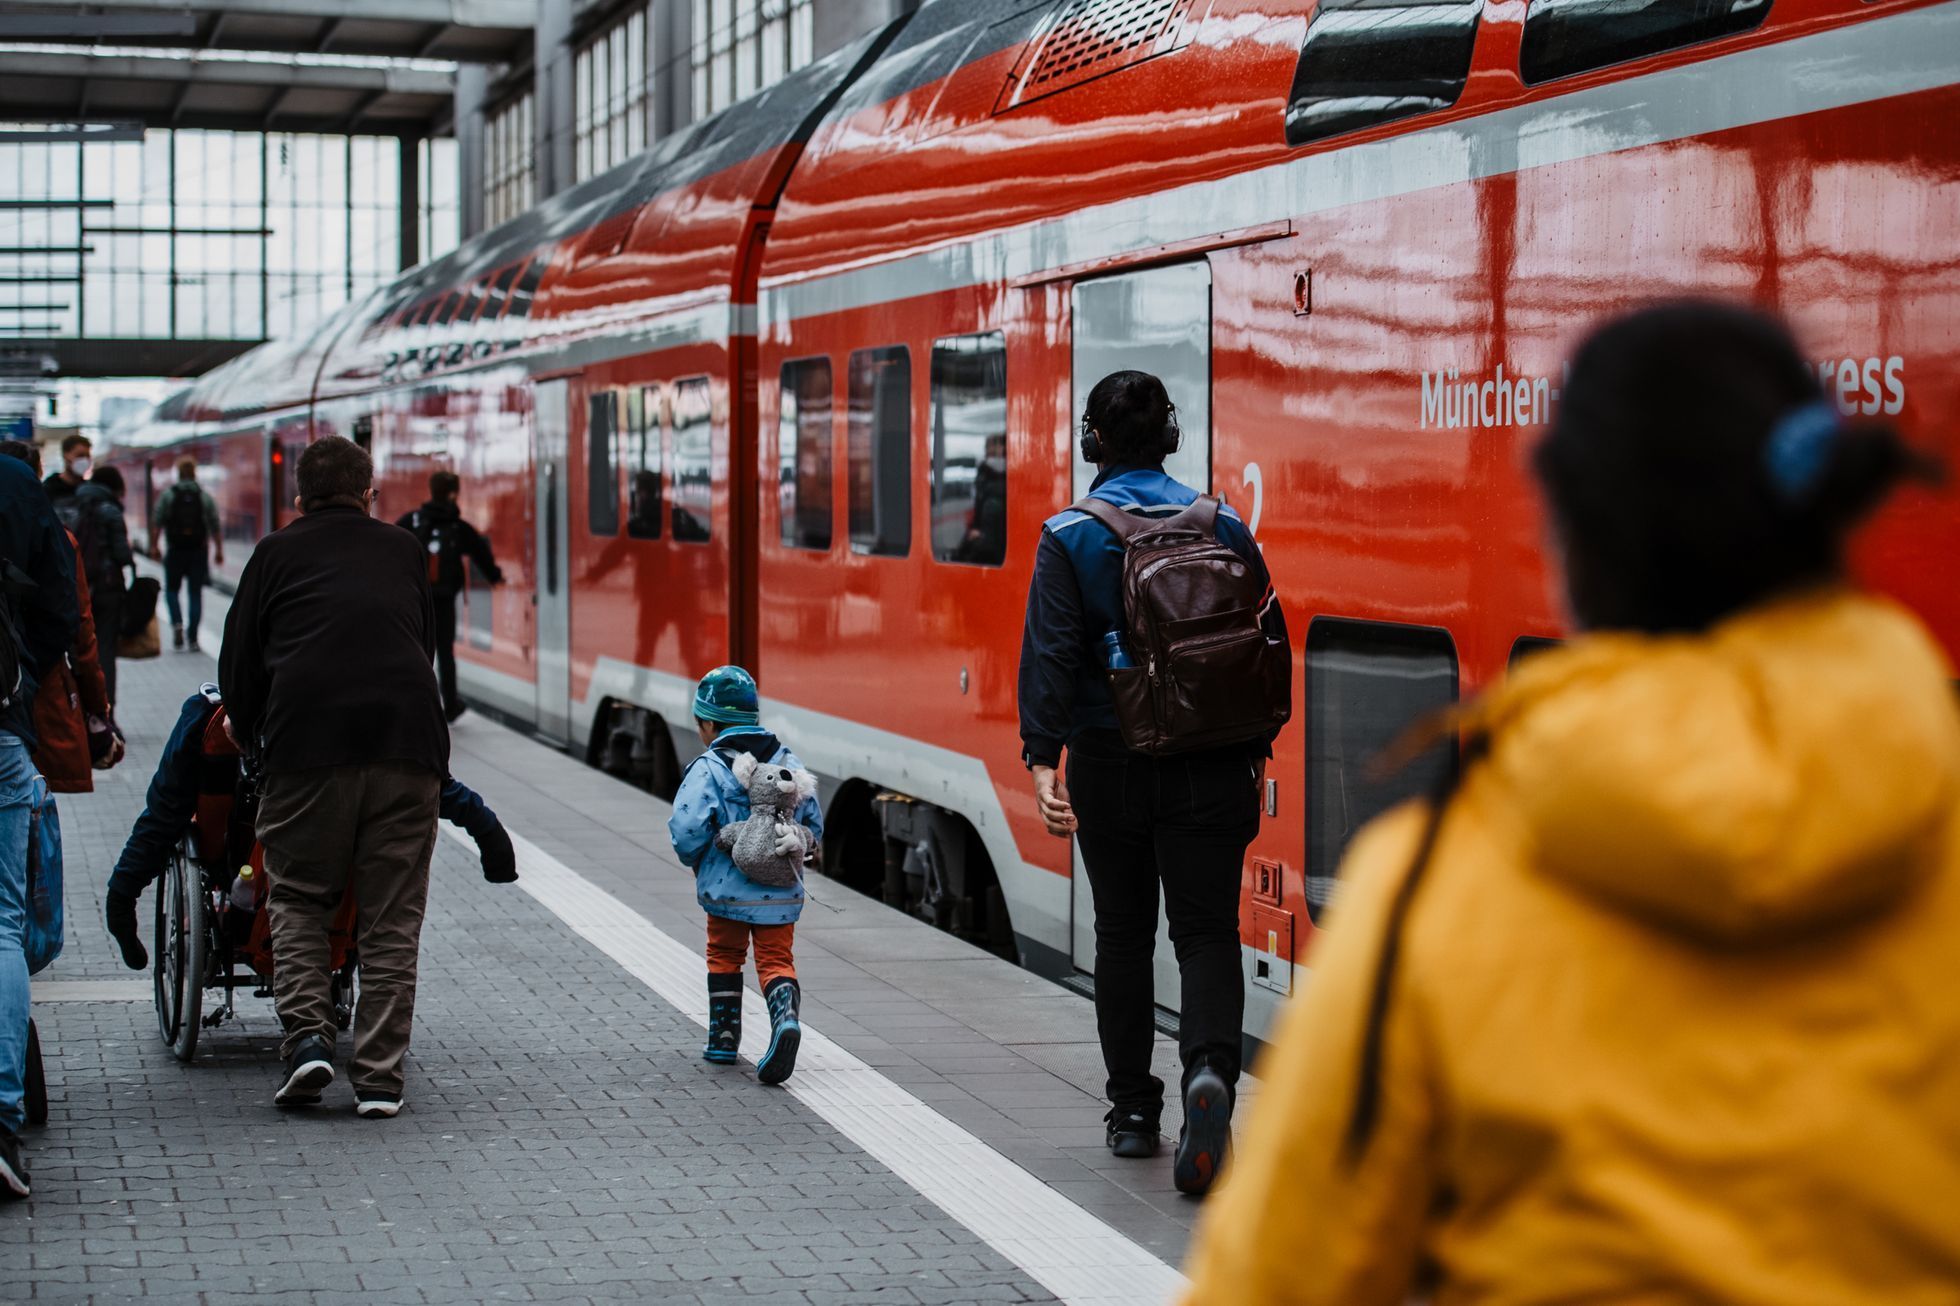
[23,1018,46,1126]
[154,851,207,1063]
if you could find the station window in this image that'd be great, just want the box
[588,391,620,537]
[627,386,663,540]
[1305,619,1459,922]
[779,358,833,551]
[847,345,912,557]
[1284,0,1482,147]
[671,377,713,543]
[929,333,1008,567]
[575,8,649,181]
[1521,0,1769,83]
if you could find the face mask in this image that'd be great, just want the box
[68,456,91,477]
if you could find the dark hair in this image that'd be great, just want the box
[0,438,38,474]
[92,465,125,497]
[1083,370,1178,466]
[296,435,373,510]
[430,470,460,499]
[1535,302,1939,634]
[61,434,91,456]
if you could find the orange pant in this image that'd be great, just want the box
[705,917,796,989]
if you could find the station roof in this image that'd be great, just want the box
[0,1,535,66]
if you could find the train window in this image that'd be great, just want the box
[627,386,662,540]
[1284,0,1482,147]
[1305,618,1459,922]
[587,391,620,537]
[482,262,522,319]
[455,279,489,324]
[779,358,834,551]
[671,377,712,544]
[847,345,911,558]
[507,257,544,318]
[1521,0,1769,83]
[929,332,1008,567]
[1509,634,1561,666]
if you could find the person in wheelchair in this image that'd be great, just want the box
[103,683,518,975]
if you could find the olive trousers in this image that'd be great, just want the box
[257,761,440,1095]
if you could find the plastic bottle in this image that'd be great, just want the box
[1101,630,1135,670]
[229,865,257,914]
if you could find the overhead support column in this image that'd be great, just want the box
[400,135,423,269]
[455,63,489,240]
[534,0,575,201]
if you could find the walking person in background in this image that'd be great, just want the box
[220,436,448,1119]
[40,434,91,503]
[1181,302,1960,1303]
[151,455,222,651]
[0,451,79,1200]
[66,465,132,705]
[668,666,822,1086]
[1018,370,1289,1196]
[397,471,503,722]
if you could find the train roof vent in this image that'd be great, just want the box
[996,0,1197,111]
[572,208,639,269]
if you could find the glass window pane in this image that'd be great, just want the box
[1521,0,1770,84]
[847,345,911,557]
[671,378,713,543]
[1305,620,1458,920]
[628,386,663,540]
[1285,0,1481,146]
[778,358,832,550]
[929,332,1007,566]
[588,391,620,536]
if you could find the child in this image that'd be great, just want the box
[668,665,823,1085]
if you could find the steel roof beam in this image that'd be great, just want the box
[27,0,538,32]
[0,51,457,97]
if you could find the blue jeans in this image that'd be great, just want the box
[162,549,208,633]
[0,734,34,1135]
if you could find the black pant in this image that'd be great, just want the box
[1067,730,1259,1119]
[432,592,459,713]
[91,588,121,707]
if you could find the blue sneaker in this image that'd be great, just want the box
[704,976,742,1064]
[756,978,801,1085]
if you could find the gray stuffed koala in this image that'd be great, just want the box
[715,752,819,888]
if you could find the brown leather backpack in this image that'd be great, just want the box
[1073,494,1291,755]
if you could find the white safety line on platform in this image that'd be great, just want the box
[32,980,151,1003]
[441,823,1189,1306]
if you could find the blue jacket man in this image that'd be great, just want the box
[1,452,79,1199]
[1015,369,1289,1197]
[102,685,518,971]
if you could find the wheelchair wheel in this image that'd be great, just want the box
[154,850,207,1062]
[24,1018,46,1127]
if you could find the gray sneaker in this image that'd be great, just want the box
[0,1128,29,1199]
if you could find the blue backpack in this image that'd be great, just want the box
[24,774,62,975]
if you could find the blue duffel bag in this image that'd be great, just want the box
[24,773,62,975]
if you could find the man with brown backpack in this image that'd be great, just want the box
[1017,370,1290,1197]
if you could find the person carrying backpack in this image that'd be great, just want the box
[150,456,222,652]
[65,466,132,704]
[1017,370,1291,1196]
[395,470,503,722]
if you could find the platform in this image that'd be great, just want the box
[4,592,1254,1303]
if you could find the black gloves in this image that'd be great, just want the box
[477,820,518,884]
[105,888,147,970]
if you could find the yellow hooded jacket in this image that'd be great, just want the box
[1182,590,1960,1305]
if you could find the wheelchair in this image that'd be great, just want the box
[152,714,358,1062]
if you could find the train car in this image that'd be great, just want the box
[111,0,1960,1047]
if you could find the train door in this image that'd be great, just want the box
[533,379,573,745]
[1067,260,1214,1010]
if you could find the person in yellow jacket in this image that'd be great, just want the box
[1181,302,1959,1304]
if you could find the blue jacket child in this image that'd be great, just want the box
[667,665,821,1085]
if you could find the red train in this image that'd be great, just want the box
[111,0,1960,1045]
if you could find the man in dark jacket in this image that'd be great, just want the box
[41,433,91,503]
[220,435,447,1119]
[71,467,133,705]
[396,471,503,722]
[0,452,79,1199]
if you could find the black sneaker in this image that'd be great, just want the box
[0,1129,28,1199]
[1173,1067,1232,1196]
[355,1092,402,1120]
[275,1035,335,1107]
[1105,1108,1160,1159]
[444,700,468,724]
[171,624,185,651]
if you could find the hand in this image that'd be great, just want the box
[148,539,162,561]
[1254,755,1267,804]
[214,548,225,566]
[772,822,803,858]
[1032,765,1076,838]
[222,716,240,748]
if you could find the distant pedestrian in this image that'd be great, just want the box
[396,470,503,722]
[667,666,822,1086]
[66,465,132,705]
[1181,302,1960,1303]
[151,456,222,651]
[41,434,90,503]
[219,435,448,1119]
[1018,370,1289,1195]
[0,451,80,1200]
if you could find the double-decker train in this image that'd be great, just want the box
[111,0,1960,1045]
